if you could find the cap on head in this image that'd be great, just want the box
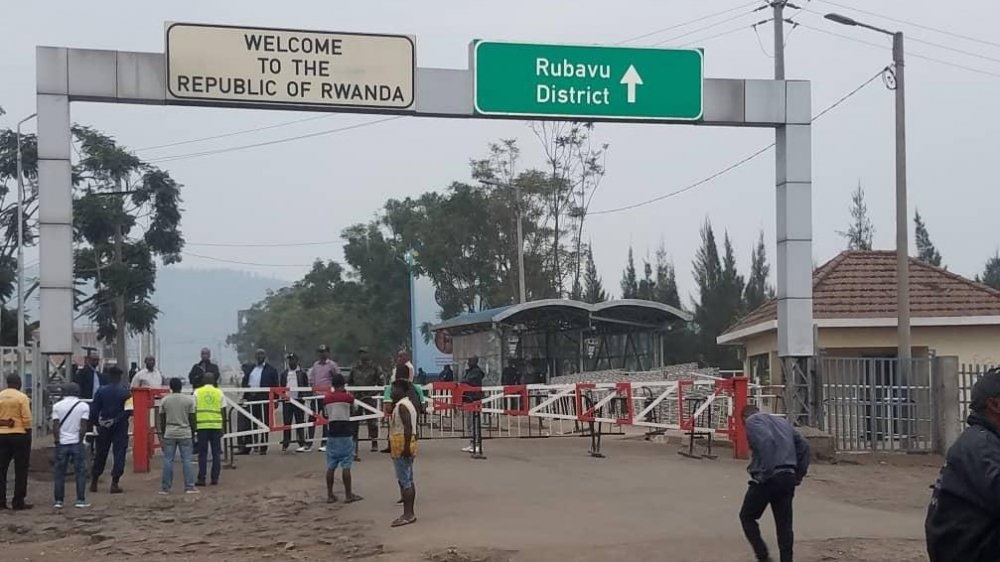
[358,346,369,355]
[317,344,330,353]
[286,352,298,360]
[971,368,1000,414]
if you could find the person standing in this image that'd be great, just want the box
[0,374,33,510]
[438,364,455,383]
[308,345,340,452]
[925,369,1000,561]
[322,373,362,504]
[348,347,385,454]
[159,378,198,495]
[501,362,521,386]
[90,367,131,494]
[280,353,313,453]
[461,357,486,454]
[73,354,105,400]
[739,404,810,562]
[189,348,221,390]
[240,349,279,455]
[389,379,417,527]
[194,373,225,487]
[51,382,91,509]
[131,355,164,389]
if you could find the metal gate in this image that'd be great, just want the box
[820,356,933,452]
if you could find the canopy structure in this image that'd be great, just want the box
[432,299,691,383]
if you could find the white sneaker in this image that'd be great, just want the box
[296,446,310,453]
[53,502,64,509]
[461,445,474,453]
[318,446,327,453]
[74,501,91,508]
[185,488,200,495]
[157,490,170,496]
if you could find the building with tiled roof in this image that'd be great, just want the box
[718,251,1000,384]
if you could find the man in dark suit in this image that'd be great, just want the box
[189,347,221,389]
[239,349,279,455]
[73,354,106,400]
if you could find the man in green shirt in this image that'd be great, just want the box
[348,347,385,453]
[158,378,198,494]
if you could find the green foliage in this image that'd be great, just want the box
[743,230,774,312]
[620,247,638,299]
[838,181,874,251]
[692,220,742,368]
[914,210,943,268]
[977,251,1000,291]
[581,245,607,304]
[653,244,681,309]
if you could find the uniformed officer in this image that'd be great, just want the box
[347,347,385,454]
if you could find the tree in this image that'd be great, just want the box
[1,124,183,359]
[914,210,943,267]
[653,244,681,308]
[838,181,874,251]
[976,251,1000,291]
[637,257,656,301]
[0,128,39,345]
[692,220,742,368]
[620,246,638,299]
[743,230,774,311]
[720,232,746,321]
[581,245,607,304]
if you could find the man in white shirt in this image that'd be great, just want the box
[51,383,91,509]
[131,356,164,389]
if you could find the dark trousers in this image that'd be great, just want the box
[357,396,379,445]
[54,442,87,503]
[92,423,128,482]
[282,402,312,448]
[740,471,797,562]
[0,433,31,506]
[197,429,223,484]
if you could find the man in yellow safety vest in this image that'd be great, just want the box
[194,373,225,487]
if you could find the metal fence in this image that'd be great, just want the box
[820,356,933,452]
[958,363,994,426]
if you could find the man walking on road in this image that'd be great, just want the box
[309,345,340,451]
[90,367,131,494]
[461,356,486,454]
[131,355,164,388]
[241,349,279,455]
[189,348,220,390]
[194,373,225,487]
[739,404,810,562]
[159,378,199,495]
[389,379,417,527]
[926,369,1000,561]
[51,382,90,509]
[0,373,33,510]
[348,347,384,454]
[280,353,313,453]
[322,373,362,504]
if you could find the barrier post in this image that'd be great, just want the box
[731,376,750,460]
[132,387,153,473]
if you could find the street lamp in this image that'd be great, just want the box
[825,12,910,370]
[479,178,526,304]
[16,113,37,379]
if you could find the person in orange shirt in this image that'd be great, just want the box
[0,374,33,510]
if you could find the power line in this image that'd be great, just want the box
[652,9,760,46]
[678,22,757,48]
[186,239,344,248]
[133,114,333,152]
[181,251,314,268]
[797,23,1000,79]
[146,117,402,163]
[589,67,887,216]
[617,1,761,44]
[815,0,1000,50]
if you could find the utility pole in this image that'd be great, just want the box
[893,31,911,374]
[114,177,127,369]
[404,249,418,368]
[772,0,785,80]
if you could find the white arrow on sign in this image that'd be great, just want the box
[620,65,643,104]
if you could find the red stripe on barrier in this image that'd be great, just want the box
[576,383,596,422]
[502,385,529,416]
[615,382,633,425]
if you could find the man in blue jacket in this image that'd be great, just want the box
[89,367,131,494]
[925,369,1000,561]
[739,404,810,562]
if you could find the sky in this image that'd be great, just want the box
[2,0,999,338]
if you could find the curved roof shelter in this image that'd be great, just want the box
[432,298,690,336]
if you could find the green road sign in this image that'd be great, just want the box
[473,41,703,121]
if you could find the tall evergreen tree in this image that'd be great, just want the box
[581,245,608,303]
[620,246,638,299]
[977,251,1000,291]
[637,258,656,300]
[720,232,746,320]
[693,220,733,366]
[914,210,943,267]
[653,244,681,308]
[743,230,774,311]
[838,181,875,251]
